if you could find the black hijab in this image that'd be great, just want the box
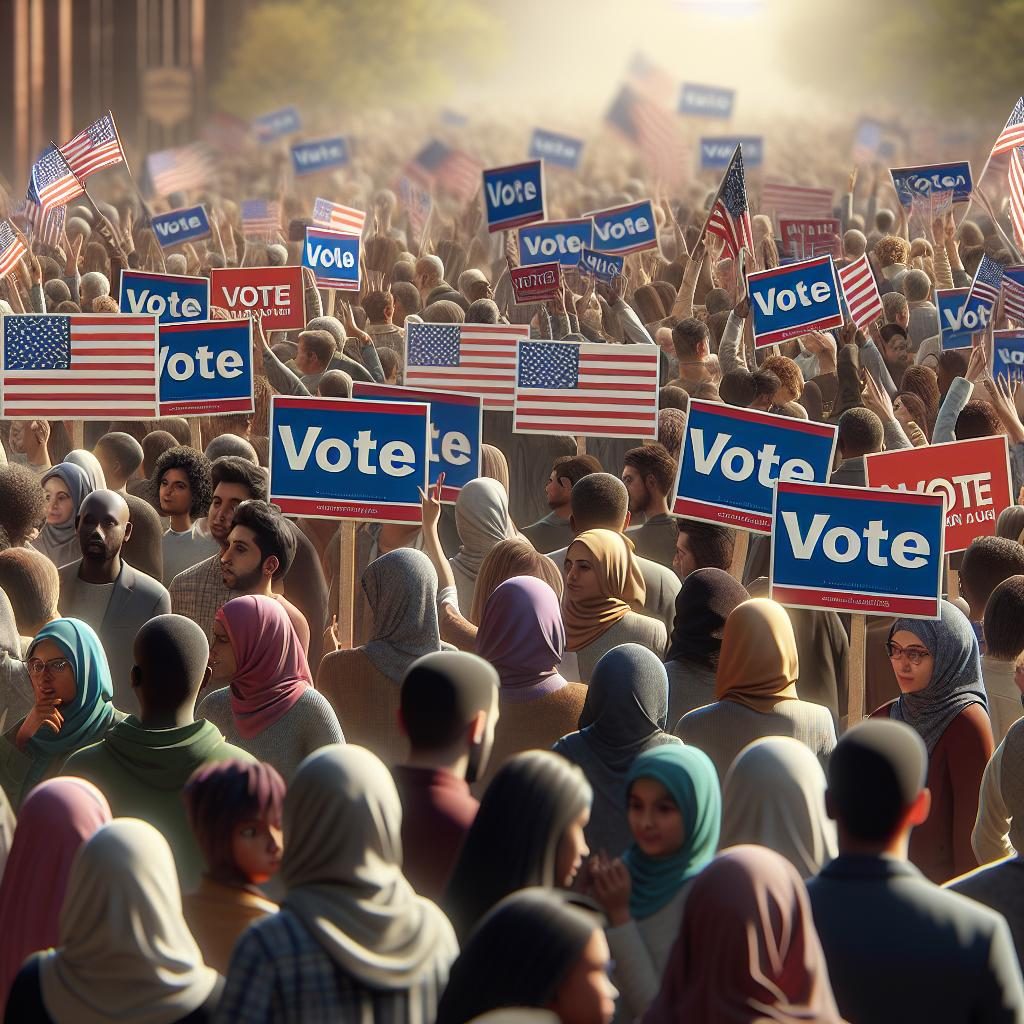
[666,568,749,667]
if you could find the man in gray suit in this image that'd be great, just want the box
[57,490,170,715]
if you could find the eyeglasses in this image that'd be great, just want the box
[26,657,71,676]
[885,642,931,666]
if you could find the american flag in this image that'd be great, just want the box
[27,146,84,215]
[312,197,366,236]
[705,144,754,260]
[1010,148,1024,250]
[60,112,125,181]
[1,314,159,420]
[0,221,26,279]
[606,85,688,184]
[241,199,281,239]
[992,98,1024,156]
[405,321,529,410]
[962,254,1004,317]
[397,176,432,242]
[146,144,213,196]
[514,341,660,439]
[838,253,884,329]
[626,53,676,104]
[407,141,482,202]
[1003,268,1024,322]
[761,182,834,219]
[13,201,65,249]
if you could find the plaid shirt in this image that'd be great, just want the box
[169,552,231,639]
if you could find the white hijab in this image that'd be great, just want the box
[449,477,520,611]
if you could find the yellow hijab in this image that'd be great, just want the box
[714,599,799,713]
[562,529,646,652]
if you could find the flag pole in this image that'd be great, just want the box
[697,143,741,245]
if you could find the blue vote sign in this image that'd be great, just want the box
[993,330,1024,382]
[353,382,481,503]
[770,480,945,619]
[587,200,658,255]
[152,205,210,248]
[529,129,584,170]
[748,255,843,347]
[679,83,735,118]
[303,226,360,291]
[578,248,624,283]
[291,137,349,177]
[120,270,209,324]
[671,400,838,533]
[890,161,972,207]
[937,287,991,350]
[483,160,546,232]
[158,320,253,417]
[253,106,302,142]
[701,135,763,169]
[269,395,430,523]
[518,218,593,267]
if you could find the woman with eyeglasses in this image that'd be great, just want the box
[870,600,993,883]
[0,618,125,807]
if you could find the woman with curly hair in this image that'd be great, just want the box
[152,445,218,584]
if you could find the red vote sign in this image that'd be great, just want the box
[210,266,305,332]
[510,262,561,304]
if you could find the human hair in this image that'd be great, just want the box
[672,317,710,360]
[624,444,677,496]
[140,431,179,477]
[984,575,1024,661]
[43,278,71,305]
[90,295,120,314]
[95,432,144,477]
[843,229,867,258]
[937,349,969,382]
[415,254,444,285]
[151,417,192,445]
[152,445,213,518]
[470,539,565,625]
[658,408,686,461]
[229,499,296,580]
[317,369,354,398]
[54,300,81,313]
[955,400,1002,440]
[79,270,110,303]
[902,269,932,302]
[305,315,346,346]
[364,236,401,275]
[211,456,268,501]
[900,365,940,427]
[676,517,735,571]
[750,369,782,403]
[570,472,628,531]
[704,288,732,315]
[204,434,258,463]
[0,547,59,630]
[761,355,804,398]
[362,289,392,322]
[634,284,666,323]
[465,298,500,324]
[297,330,336,371]
[875,209,896,233]
[421,300,465,324]
[377,348,402,381]
[893,391,930,438]
[720,368,755,407]
[837,407,884,458]
[659,385,688,412]
[552,454,602,489]
[391,281,421,316]
[0,463,47,549]
[959,536,1024,619]
[874,235,910,268]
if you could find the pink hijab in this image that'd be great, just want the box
[218,594,312,739]
[0,777,111,1004]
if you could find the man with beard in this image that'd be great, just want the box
[521,454,601,554]
[621,444,679,569]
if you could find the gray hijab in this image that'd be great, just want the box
[31,463,92,568]
[363,548,443,682]
[450,478,519,611]
[63,449,107,492]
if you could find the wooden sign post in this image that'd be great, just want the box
[730,531,749,582]
[336,520,357,651]
[847,613,867,731]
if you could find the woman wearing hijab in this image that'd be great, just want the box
[182,759,285,974]
[0,778,110,1006]
[675,599,837,781]
[554,644,682,857]
[444,750,593,942]
[0,618,124,806]
[317,548,442,765]
[562,530,666,684]
[62,449,106,492]
[4,819,222,1023]
[217,745,458,1024]
[197,595,343,782]
[642,846,844,1024]
[870,600,993,882]
[435,890,617,1024]
[437,443,514,557]
[663,569,748,728]
[31,463,92,568]
[721,737,837,880]
[589,745,720,1023]
[996,504,1024,542]
[475,577,588,790]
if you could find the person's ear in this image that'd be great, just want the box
[130,665,142,690]
[907,787,931,827]
[201,664,212,690]
[123,521,133,543]
[468,709,487,745]
[623,510,632,530]
[569,514,577,534]
[264,556,280,579]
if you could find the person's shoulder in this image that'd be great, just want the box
[869,700,896,719]
[196,686,231,717]
[943,702,994,744]
[61,735,112,777]
[57,559,81,585]
[122,561,169,598]
[169,553,218,591]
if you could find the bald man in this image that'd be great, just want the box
[57,489,170,714]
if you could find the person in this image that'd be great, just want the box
[621,446,678,569]
[0,778,111,1007]
[959,536,1024,637]
[562,529,667,683]
[522,454,601,555]
[181,759,285,974]
[4,819,223,1023]
[217,745,458,1023]
[671,518,735,580]
[720,736,837,878]
[62,614,253,889]
[30,463,93,568]
[6,419,51,477]
[871,601,993,882]
[0,547,59,646]
[663,568,748,726]
[0,567,39,726]
[643,845,843,1024]
[121,488,166,582]
[0,788,12,878]
[830,407,885,485]
[444,749,592,941]
[197,595,343,781]
[153,445,219,584]
[434,890,617,1024]
[475,577,588,789]
[319,544,443,755]
[0,618,124,807]
[554,644,682,858]
[972,714,1024,865]
[667,318,713,394]
[394,651,500,899]
[808,720,1024,1023]
[588,745,720,1022]
[0,463,46,550]
[676,598,837,779]
[981,575,1024,743]
[92,431,144,492]
[56,489,171,713]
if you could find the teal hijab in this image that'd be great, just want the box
[23,619,117,793]
[623,744,721,920]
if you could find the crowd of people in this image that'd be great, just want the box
[3,88,1024,1022]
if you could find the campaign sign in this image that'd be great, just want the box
[671,401,838,533]
[352,382,481,503]
[158,320,254,417]
[253,106,301,142]
[210,266,305,332]
[588,200,658,256]
[1005,266,1024,299]
[152,205,210,248]
[291,137,349,177]
[993,329,1024,382]
[748,255,844,348]
[700,136,763,169]
[518,218,593,267]
[865,436,1011,554]
[778,218,842,259]
[578,248,624,283]
[510,262,561,304]
[770,481,945,619]
[483,160,545,233]
[679,83,735,119]
[269,395,430,523]
[937,287,991,350]
[302,226,360,291]
[529,129,583,171]
[890,161,972,207]
[120,271,209,325]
